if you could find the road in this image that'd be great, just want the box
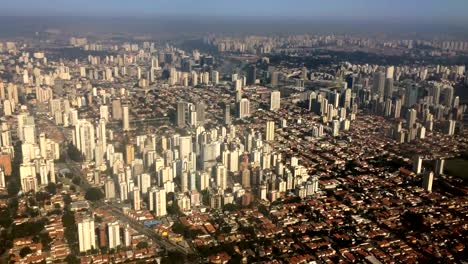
[96,201,193,254]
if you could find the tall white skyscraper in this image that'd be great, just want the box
[105,177,116,199]
[216,163,227,191]
[422,172,434,192]
[212,70,219,84]
[406,109,417,129]
[108,221,121,249]
[73,120,95,161]
[265,121,275,141]
[413,156,423,174]
[149,187,167,216]
[78,217,96,252]
[133,186,141,210]
[122,105,130,131]
[100,105,109,121]
[238,98,250,119]
[270,90,281,111]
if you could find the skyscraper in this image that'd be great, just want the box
[238,98,250,119]
[405,85,419,107]
[107,221,120,249]
[212,70,219,84]
[246,65,256,85]
[413,156,423,174]
[224,103,231,125]
[270,90,281,111]
[112,99,122,120]
[265,121,275,141]
[270,71,279,87]
[122,105,130,131]
[216,163,227,191]
[443,86,454,107]
[372,71,385,96]
[422,171,434,192]
[196,102,206,125]
[177,102,186,128]
[73,119,95,161]
[384,78,394,99]
[105,177,116,199]
[78,217,96,252]
[406,109,417,129]
[133,186,141,210]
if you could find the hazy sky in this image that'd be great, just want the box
[3,0,468,21]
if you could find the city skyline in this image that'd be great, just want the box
[0,1,467,263]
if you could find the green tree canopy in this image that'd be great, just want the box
[85,187,104,201]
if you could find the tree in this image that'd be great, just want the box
[45,182,57,195]
[62,209,77,245]
[19,246,33,258]
[72,176,82,186]
[85,187,104,201]
[136,241,148,249]
[64,254,80,264]
[171,222,185,235]
[222,203,238,212]
[161,251,188,264]
[63,194,72,205]
[67,143,84,162]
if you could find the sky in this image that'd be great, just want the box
[2,0,468,22]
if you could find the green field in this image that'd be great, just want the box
[445,159,468,179]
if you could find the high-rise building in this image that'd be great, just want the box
[406,109,417,129]
[196,102,206,125]
[386,66,394,79]
[78,217,96,252]
[246,65,256,85]
[270,90,281,111]
[435,159,445,176]
[332,120,340,137]
[405,85,419,107]
[73,120,95,161]
[125,144,134,164]
[446,120,456,136]
[265,121,275,141]
[179,136,192,159]
[107,221,120,249]
[215,163,227,191]
[241,169,250,189]
[394,99,402,119]
[138,173,151,195]
[148,187,167,216]
[422,171,434,192]
[443,87,454,107]
[238,98,250,119]
[413,156,423,174]
[112,99,122,120]
[212,71,219,84]
[384,78,394,99]
[133,186,141,210]
[224,103,231,125]
[270,71,279,87]
[430,86,441,105]
[372,72,385,96]
[105,177,116,199]
[301,66,308,80]
[100,105,109,121]
[122,105,130,131]
[177,102,186,128]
